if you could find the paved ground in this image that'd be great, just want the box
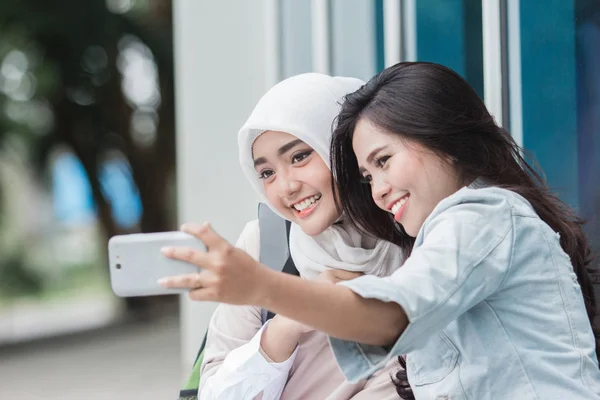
[0,313,184,399]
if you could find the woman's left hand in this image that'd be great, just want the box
[317,269,364,284]
[158,222,268,305]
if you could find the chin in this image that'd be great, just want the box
[400,223,418,238]
[299,222,328,237]
[299,214,337,236]
[295,208,340,237]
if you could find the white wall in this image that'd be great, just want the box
[172,0,274,371]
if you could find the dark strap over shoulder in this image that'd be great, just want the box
[258,203,299,323]
[258,203,291,271]
[265,219,297,321]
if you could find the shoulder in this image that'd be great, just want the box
[235,219,260,260]
[236,219,260,240]
[418,186,520,249]
[427,186,527,226]
[210,303,263,331]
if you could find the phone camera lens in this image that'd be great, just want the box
[116,263,122,269]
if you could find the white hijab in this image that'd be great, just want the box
[238,73,404,280]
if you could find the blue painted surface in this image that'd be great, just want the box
[520,0,579,208]
[99,158,143,229]
[52,153,142,229]
[52,153,96,225]
[415,0,483,97]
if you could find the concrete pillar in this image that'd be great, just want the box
[172,0,276,372]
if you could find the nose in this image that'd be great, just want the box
[275,169,301,198]
[372,175,391,202]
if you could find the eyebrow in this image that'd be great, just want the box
[253,139,305,167]
[358,145,387,174]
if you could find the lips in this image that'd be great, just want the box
[291,194,322,218]
[388,194,409,222]
[292,194,322,211]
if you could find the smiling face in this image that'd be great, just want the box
[352,118,463,237]
[252,130,340,236]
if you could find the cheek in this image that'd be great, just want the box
[386,163,407,188]
[304,163,340,215]
[263,184,288,215]
[388,152,421,187]
[316,173,334,198]
[305,160,334,196]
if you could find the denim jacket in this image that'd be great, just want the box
[330,185,600,399]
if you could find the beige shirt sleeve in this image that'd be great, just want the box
[199,220,262,388]
[199,220,296,399]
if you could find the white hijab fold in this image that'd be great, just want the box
[238,73,403,280]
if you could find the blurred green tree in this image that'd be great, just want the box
[0,0,176,310]
[0,0,176,238]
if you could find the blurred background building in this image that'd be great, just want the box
[1,0,599,398]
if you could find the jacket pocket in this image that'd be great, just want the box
[407,332,466,399]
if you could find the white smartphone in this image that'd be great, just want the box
[108,231,205,297]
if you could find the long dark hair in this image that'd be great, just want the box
[330,62,600,397]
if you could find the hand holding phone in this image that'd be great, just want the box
[159,222,268,305]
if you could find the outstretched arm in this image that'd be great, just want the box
[256,266,406,345]
[158,222,407,346]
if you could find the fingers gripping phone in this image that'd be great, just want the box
[108,231,205,297]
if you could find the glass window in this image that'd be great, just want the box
[330,0,379,80]
[279,0,314,78]
[410,0,484,97]
[513,0,600,249]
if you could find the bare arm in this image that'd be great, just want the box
[259,315,308,362]
[258,268,406,346]
[159,222,408,346]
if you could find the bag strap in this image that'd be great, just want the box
[258,203,290,272]
[258,203,299,323]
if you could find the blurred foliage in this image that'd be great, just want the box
[0,0,176,302]
[0,254,44,300]
[0,0,175,236]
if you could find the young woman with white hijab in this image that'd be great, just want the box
[184,73,406,399]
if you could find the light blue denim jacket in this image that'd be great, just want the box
[331,185,600,399]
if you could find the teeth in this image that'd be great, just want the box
[293,194,322,211]
[391,197,407,215]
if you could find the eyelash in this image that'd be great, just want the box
[258,169,274,180]
[360,155,390,184]
[291,150,313,163]
[374,155,390,168]
[257,150,313,180]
